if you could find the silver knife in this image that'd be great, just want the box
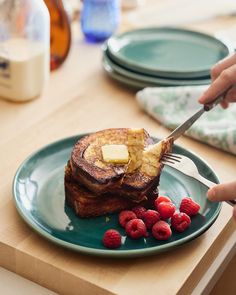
[166,90,228,141]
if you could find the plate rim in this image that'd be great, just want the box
[12,134,222,258]
[103,56,210,89]
[103,49,211,86]
[103,59,154,89]
[107,26,232,78]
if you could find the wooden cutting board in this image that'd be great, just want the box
[0,181,234,295]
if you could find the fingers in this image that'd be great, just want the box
[208,182,236,221]
[207,181,236,202]
[198,64,236,104]
[217,85,236,108]
[198,53,236,105]
[211,53,236,81]
[220,100,229,109]
[223,85,236,103]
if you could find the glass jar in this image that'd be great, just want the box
[0,0,50,102]
[80,0,120,43]
[44,0,72,71]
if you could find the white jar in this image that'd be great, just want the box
[0,0,50,102]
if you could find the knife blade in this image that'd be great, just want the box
[166,90,228,141]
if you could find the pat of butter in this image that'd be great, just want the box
[101,144,129,164]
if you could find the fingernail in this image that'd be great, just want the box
[207,188,216,201]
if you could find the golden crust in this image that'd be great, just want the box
[70,128,154,200]
[64,162,156,218]
[68,128,173,203]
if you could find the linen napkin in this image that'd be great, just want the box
[136,85,236,155]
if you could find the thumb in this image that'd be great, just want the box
[207,181,236,202]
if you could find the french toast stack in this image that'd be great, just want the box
[64,128,173,218]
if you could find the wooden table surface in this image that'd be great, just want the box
[0,1,236,294]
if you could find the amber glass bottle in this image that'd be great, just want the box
[44,0,71,70]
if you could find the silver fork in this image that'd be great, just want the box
[162,153,236,207]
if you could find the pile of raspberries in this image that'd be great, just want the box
[102,196,200,249]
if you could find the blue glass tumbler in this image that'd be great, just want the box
[80,0,120,43]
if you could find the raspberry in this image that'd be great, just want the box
[154,195,172,209]
[125,219,147,239]
[142,209,161,229]
[102,229,121,249]
[157,202,176,219]
[132,206,147,219]
[171,212,191,232]
[180,197,200,216]
[152,221,172,240]
[119,210,137,227]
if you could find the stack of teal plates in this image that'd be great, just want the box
[102,27,231,89]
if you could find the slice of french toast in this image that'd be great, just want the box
[69,128,173,202]
[65,162,158,218]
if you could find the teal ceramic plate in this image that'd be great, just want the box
[103,56,155,89]
[103,54,210,89]
[107,27,231,79]
[103,49,211,87]
[13,135,221,258]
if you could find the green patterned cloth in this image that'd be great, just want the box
[136,85,236,155]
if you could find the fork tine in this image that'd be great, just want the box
[162,153,181,163]
[163,153,181,159]
[161,158,177,165]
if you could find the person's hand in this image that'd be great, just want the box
[198,54,236,220]
[207,181,236,221]
[198,53,236,108]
